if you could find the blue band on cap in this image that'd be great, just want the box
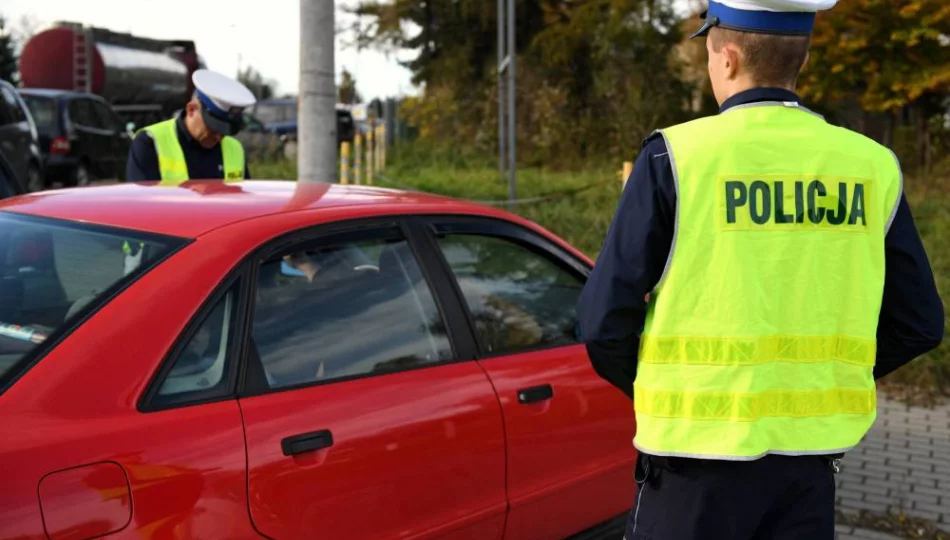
[708,1,816,34]
[196,90,240,121]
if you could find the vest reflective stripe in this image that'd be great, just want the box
[141,118,246,185]
[640,334,876,367]
[636,387,876,422]
[634,104,902,460]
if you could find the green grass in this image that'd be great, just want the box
[887,178,950,400]
[251,151,950,398]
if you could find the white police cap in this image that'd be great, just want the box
[692,0,838,38]
[192,69,257,136]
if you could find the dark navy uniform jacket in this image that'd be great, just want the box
[126,111,251,182]
[578,88,944,399]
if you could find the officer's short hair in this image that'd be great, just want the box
[709,27,810,88]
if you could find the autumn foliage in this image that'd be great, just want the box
[355,0,950,170]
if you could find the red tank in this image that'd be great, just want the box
[19,23,199,113]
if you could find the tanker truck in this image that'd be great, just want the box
[19,22,204,127]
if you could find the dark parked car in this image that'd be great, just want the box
[236,112,294,161]
[0,81,43,192]
[0,150,26,199]
[18,89,132,188]
[251,98,356,147]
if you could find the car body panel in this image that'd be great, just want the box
[240,363,508,540]
[477,347,636,540]
[0,182,633,540]
[0,182,579,255]
[0,151,25,198]
[0,231,260,540]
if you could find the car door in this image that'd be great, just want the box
[235,113,272,161]
[91,99,130,179]
[0,85,32,183]
[422,217,637,540]
[67,98,110,178]
[0,150,23,198]
[238,220,508,540]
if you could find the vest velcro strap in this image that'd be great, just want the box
[640,334,875,367]
[635,387,876,422]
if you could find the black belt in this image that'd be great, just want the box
[635,452,846,486]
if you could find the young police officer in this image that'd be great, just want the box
[578,1,944,538]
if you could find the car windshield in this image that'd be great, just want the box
[0,212,185,389]
[21,95,57,132]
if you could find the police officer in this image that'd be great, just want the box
[126,69,256,183]
[577,1,944,538]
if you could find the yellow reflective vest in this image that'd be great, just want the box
[634,102,903,460]
[140,118,245,185]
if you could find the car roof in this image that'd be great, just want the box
[0,181,514,238]
[18,88,87,99]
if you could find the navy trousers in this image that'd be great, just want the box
[625,453,836,540]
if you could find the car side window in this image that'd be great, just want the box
[68,99,96,128]
[0,89,18,126]
[251,230,452,390]
[0,161,13,198]
[1,88,25,124]
[92,101,121,132]
[434,233,585,355]
[151,286,238,407]
[243,114,264,133]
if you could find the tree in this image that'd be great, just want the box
[13,15,42,44]
[799,0,950,167]
[237,66,275,100]
[353,0,692,165]
[0,15,18,85]
[338,68,363,104]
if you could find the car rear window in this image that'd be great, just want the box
[0,212,186,391]
[21,95,58,132]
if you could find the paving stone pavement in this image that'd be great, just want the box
[834,395,950,539]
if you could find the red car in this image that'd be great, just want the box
[0,181,636,540]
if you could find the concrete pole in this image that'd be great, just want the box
[506,0,517,209]
[497,0,506,188]
[298,0,337,183]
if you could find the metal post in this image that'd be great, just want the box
[354,134,363,185]
[506,0,516,209]
[366,128,375,185]
[299,0,337,183]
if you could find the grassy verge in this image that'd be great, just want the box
[252,151,950,399]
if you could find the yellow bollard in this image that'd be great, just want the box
[621,161,633,189]
[340,142,351,185]
[353,134,363,185]
[373,126,383,172]
[378,125,387,172]
[366,129,375,186]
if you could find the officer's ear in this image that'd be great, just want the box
[185,99,200,119]
[722,43,742,81]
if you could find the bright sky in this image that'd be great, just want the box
[3,1,700,100]
[2,0,418,99]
